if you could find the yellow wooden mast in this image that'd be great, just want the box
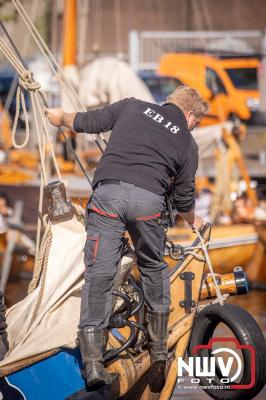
[63,0,77,66]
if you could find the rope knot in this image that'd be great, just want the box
[18,70,40,92]
[12,71,41,149]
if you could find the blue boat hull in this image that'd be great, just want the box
[0,348,87,400]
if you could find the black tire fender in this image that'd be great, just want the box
[188,303,266,400]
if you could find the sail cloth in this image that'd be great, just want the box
[192,121,233,159]
[0,209,133,367]
[192,121,233,177]
[79,57,154,107]
[61,57,154,113]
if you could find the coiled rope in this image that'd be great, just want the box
[28,219,52,326]
[0,39,40,149]
[13,71,41,149]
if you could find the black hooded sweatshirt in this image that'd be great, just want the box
[73,97,198,212]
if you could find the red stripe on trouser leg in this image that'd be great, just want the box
[136,212,161,221]
[91,205,118,218]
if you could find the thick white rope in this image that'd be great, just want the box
[0,35,63,183]
[12,0,107,145]
[12,0,83,110]
[34,173,44,264]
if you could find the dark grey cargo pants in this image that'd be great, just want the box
[79,180,170,329]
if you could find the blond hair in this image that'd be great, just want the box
[167,85,208,119]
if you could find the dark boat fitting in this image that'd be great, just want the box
[44,181,74,223]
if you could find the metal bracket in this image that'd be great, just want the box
[179,272,196,314]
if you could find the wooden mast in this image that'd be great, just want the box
[63,0,77,66]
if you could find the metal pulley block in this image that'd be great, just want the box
[166,238,185,260]
[44,181,74,223]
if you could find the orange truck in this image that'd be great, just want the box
[158,53,262,124]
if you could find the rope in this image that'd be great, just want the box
[28,203,84,314]
[30,92,48,185]
[28,224,53,326]
[34,175,44,264]
[11,0,108,148]
[194,229,224,306]
[0,28,65,294]
[35,98,63,182]
[0,38,38,149]
[167,238,209,262]
[28,219,52,294]
[184,250,206,262]
[12,70,41,149]
[0,20,97,188]
[12,81,30,148]
[167,228,224,305]
[2,3,107,177]
[3,0,39,113]
[0,34,62,182]
[12,0,82,110]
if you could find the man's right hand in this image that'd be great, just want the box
[179,210,204,231]
[190,215,204,231]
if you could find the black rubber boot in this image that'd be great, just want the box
[146,310,170,363]
[78,327,112,388]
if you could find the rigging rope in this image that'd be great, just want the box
[0,38,51,175]
[28,221,53,326]
[194,228,224,306]
[11,0,108,150]
[167,229,224,305]
[0,24,64,274]
[28,218,52,295]
[0,39,36,149]
[0,8,104,185]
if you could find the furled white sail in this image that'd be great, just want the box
[0,210,133,367]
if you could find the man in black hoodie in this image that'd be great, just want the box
[46,85,207,387]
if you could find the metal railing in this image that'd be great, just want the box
[129,30,266,70]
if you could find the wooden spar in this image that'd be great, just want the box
[63,0,77,66]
